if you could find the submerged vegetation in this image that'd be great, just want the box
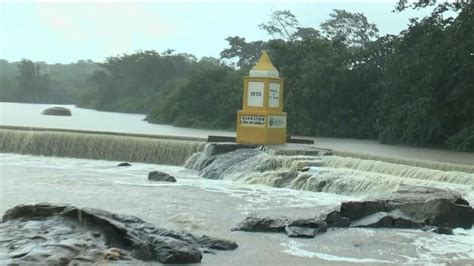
[0,2,472,151]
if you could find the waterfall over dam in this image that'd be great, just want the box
[0,128,204,165]
[1,127,473,198]
[186,144,474,197]
[332,150,474,173]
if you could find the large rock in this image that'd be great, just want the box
[41,106,72,116]
[232,215,286,233]
[232,186,472,241]
[0,204,237,264]
[148,171,176,182]
[340,185,474,229]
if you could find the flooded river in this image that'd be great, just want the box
[1,154,473,265]
[1,102,474,264]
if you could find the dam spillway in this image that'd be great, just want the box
[186,143,474,198]
[1,126,474,264]
[1,127,473,197]
[0,128,205,166]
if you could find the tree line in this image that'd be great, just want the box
[0,1,472,151]
[0,59,99,104]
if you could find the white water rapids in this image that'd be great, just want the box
[1,153,474,265]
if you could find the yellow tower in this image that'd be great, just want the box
[236,51,287,145]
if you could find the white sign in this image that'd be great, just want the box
[269,83,280,108]
[241,115,266,127]
[247,81,264,107]
[268,116,286,128]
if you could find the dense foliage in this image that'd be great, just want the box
[78,50,195,113]
[376,3,474,150]
[0,59,98,104]
[147,59,244,128]
[1,2,472,151]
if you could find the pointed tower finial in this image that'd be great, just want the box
[249,51,279,78]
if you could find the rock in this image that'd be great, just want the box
[1,204,237,264]
[340,185,474,229]
[284,218,327,238]
[325,211,351,228]
[148,171,176,182]
[117,162,131,167]
[41,106,72,116]
[232,186,472,240]
[232,215,286,233]
[350,210,422,229]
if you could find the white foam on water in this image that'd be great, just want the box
[113,178,358,215]
[281,240,393,263]
[1,153,356,215]
[406,228,474,264]
[2,153,474,265]
[365,228,474,264]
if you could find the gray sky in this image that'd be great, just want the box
[0,1,434,64]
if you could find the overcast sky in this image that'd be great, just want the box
[0,1,434,64]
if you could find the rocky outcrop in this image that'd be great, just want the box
[0,204,237,264]
[148,171,176,182]
[233,186,473,238]
[232,215,286,233]
[41,106,72,116]
[232,215,327,238]
[340,185,474,229]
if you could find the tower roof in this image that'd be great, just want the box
[249,51,279,78]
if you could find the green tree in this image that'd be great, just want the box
[321,9,379,47]
[259,10,300,42]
